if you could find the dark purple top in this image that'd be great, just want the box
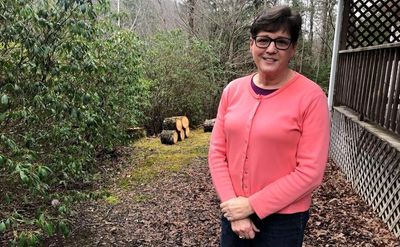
[251,77,278,95]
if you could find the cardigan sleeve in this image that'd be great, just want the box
[208,87,237,203]
[249,93,330,219]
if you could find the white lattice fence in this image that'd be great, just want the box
[330,107,400,238]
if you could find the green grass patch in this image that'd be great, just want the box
[121,129,211,188]
[132,194,151,203]
[104,195,120,205]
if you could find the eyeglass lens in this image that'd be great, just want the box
[255,36,291,50]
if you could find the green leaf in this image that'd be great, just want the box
[28,234,39,245]
[0,222,6,232]
[71,108,78,119]
[44,222,55,235]
[19,170,29,183]
[0,113,7,122]
[0,155,5,166]
[82,94,90,104]
[4,193,11,204]
[1,95,8,105]
[58,221,70,236]
[58,205,67,214]
[38,213,45,225]
[38,166,51,178]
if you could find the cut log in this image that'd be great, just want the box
[168,116,189,129]
[163,117,183,131]
[127,127,146,139]
[184,126,190,138]
[203,118,216,132]
[170,116,189,128]
[178,116,190,129]
[160,130,178,145]
[178,129,185,141]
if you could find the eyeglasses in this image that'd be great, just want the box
[253,36,292,50]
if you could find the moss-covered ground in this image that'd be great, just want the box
[119,129,211,189]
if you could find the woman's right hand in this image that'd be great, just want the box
[231,217,260,239]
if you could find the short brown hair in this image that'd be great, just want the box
[250,6,302,44]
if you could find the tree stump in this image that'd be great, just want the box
[160,130,178,145]
[203,118,216,132]
[163,117,183,131]
[184,126,190,138]
[178,129,185,141]
[126,127,146,140]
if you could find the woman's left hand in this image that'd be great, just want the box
[231,217,260,239]
[220,197,255,221]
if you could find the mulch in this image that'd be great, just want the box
[45,148,399,246]
[305,163,399,247]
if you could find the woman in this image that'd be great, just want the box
[208,5,330,247]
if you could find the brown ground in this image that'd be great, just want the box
[43,140,399,247]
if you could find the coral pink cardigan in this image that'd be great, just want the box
[208,72,330,219]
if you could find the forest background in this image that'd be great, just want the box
[0,0,336,245]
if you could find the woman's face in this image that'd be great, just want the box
[250,30,296,77]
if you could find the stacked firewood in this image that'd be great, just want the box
[160,116,190,145]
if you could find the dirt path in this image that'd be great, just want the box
[45,131,399,246]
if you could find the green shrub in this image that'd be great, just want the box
[0,0,148,244]
[142,30,222,134]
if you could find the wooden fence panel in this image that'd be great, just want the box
[335,45,400,134]
[346,0,400,49]
[331,107,400,238]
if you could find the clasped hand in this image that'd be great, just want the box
[221,197,259,239]
[220,196,254,221]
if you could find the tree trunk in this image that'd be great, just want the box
[203,118,216,132]
[160,130,178,145]
[309,0,314,55]
[157,0,167,28]
[163,117,183,131]
[299,36,305,73]
[188,0,195,36]
[320,0,328,63]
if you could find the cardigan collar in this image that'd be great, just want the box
[247,72,300,99]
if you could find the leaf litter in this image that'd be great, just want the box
[44,131,399,246]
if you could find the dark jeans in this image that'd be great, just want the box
[220,210,309,247]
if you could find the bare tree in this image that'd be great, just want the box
[109,0,181,37]
[188,0,196,36]
[176,0,273,79]
[317,0,335,63]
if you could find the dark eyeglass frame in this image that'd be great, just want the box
[252,35,292,50]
